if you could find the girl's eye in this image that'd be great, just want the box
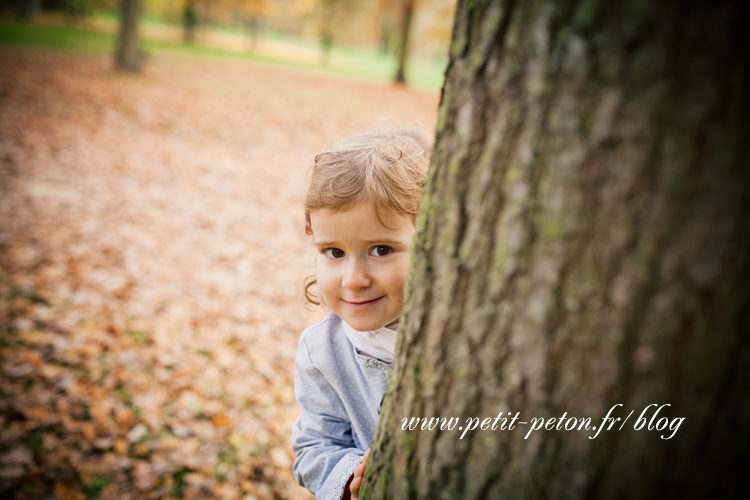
[324,248,345,259]
[371,246,392,257]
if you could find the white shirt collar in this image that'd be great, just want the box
[341,319,399,364]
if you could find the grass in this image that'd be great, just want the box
[0,18,446,90]
[0,20,116,52]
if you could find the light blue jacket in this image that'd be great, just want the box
[291,313,392,499]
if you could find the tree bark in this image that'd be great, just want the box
[394,0,414,84]
[116,0,142,72]
[363,0,749,499]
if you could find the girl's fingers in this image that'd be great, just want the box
[350,476,362,499]
[356,449,371,475]
[352,451,371,500]
[353,448,372,493]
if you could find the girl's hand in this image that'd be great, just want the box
[350,448,371,500]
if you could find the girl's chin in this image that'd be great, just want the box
[341,315,393,333]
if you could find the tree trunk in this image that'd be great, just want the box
[116,0,142,72]
[394,0,414,84]
[16,0,40,21]
[380,20,392,56]
[363,0,749,499]
[244,17,259,53]
[65,0,84,23]
[183,0,197,45]
[320,0,335,67]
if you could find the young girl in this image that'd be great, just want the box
[292,128,431,499]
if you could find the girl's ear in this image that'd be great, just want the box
[305,224,313,237]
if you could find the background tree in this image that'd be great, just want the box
[393,0,413,84]
[236,0,269,53]
[115,0,142,71]
[64,0,89,22]
[363,0,749,498]
[15,0,41,21]
[183,0,198,44]
[315,0,367,67]
[318,0,336,66]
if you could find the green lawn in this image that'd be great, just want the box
[0,19,446,90]
[0,20,116,52]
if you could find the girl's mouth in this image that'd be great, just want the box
[343,296,384,309]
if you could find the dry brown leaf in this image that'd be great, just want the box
[54,482,86,500]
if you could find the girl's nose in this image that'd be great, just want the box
[341,258,371,290]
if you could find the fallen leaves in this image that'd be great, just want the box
[0,46,438,499]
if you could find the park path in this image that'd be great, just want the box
[0,47,438,499]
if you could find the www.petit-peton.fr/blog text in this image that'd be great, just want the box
[401,404,685,440]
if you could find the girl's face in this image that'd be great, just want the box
[309,202,416,332]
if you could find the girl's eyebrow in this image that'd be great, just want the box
[314,239,404,247]
[313,241,339,248]
[364,239,404,246]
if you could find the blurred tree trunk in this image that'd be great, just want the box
[320,0,335,66]
[394,0,414,84]
[380,20,393,56]
[363,0,749,499]
[65,0,84,23]
[16,0,40,21]
[244,17,259,53]
[184,0,198,44]
[116,0,142,72]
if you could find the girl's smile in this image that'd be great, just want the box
[343,296,385,309]
[308,202,415,332]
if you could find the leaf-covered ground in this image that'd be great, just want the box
[0,47,438,499]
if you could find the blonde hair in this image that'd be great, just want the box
[303,127,432,305]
